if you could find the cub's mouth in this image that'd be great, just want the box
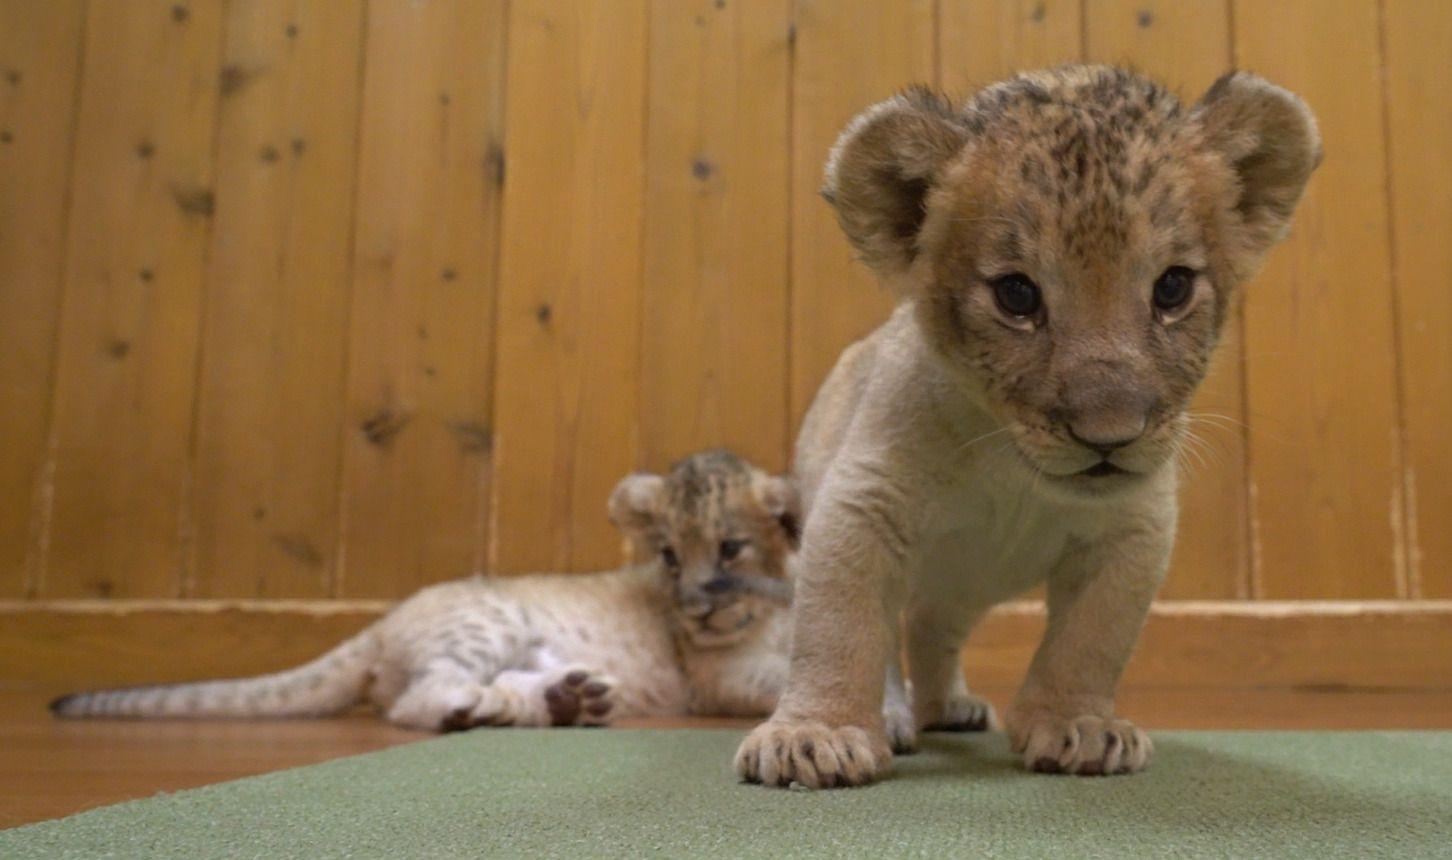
[1079,461,1128,478]
[1039,457,1149,496]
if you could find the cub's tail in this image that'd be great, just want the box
[50,629,380,720]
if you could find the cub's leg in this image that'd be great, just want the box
[735,475,911,788]
[906,603,995,732]
[1006,533,1169,776]
[386,664,619,730]
[383,629,522,730]
[385,663,496,731]
[881,625,918,754]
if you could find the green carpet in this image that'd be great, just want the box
[4,730,1449,858]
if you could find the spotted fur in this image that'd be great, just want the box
[53,451,800,730]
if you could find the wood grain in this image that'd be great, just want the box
[491,1,648,573]
[789,0,935,432]
[1084,0,1247,599]
[640,0,792,476]
[1235,0,1404,598]
[1382,0,1452,597]
[0,0,86,596]
[963,601,1452,690]
[41,0,225,598]
[189,0,364,599]
[939,0,1083,94]
[0,2,1445,606]
[0,601,380,686]
[337,0,506,596]
[0,688,419,828]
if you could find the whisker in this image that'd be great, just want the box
[955,426,1012,457]
[1179,428,1222,469]
[1185,410,1250,431]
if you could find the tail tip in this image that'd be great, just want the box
[49,693,81,717]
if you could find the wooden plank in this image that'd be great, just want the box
[939,0,1083,94]
[1235,0,1403,597]
[0,601,381,687]
[189,1,364,599]
[0,688,419,830]
[1084,0,1227,96]
[789,0,935,432]
[490,1,648,573]
[639,0,792,476]
[0,1,86,596]
[1085,0,1246,599]
[1383,0,1452,597]
[5,600,1451,691]
[337,0,507,597]
[40,0,225,598]
[965,601,1452,690]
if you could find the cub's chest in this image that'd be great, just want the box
[918,482,1097,598]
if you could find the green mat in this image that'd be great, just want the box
[4,730,1449,858]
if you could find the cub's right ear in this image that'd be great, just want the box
[823,86,971,286]
[608,474,665,538]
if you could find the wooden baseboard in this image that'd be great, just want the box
[2,600,1449,690]
[963,601,1452,691]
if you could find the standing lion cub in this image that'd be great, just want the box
[736,66,1319,787]
[53,450,799,730]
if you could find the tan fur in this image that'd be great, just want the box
[736,66,1319,788]
[53,451,799,730]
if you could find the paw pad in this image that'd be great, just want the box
[544,668,617,726]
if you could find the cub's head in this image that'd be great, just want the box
[825,66,1319,498]
[608,450,799,641]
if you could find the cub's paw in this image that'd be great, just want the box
[456,685,524,729]
[921,692,997,733]
[883,701,919,755]
[1010,712,1152,776]
[734,720,891,789]
[544,667,618,727]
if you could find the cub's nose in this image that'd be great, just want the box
[702,577,734,595]
[1050,388,1156,455]
[1067,418,1146,455]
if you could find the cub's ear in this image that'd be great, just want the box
[751,473,802,549]
[608,474,665,539]
[823,86,971,285]
[1193,71,1321,278]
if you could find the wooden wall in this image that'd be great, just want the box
[2,0,1448,614]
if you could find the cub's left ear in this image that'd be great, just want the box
[1193,71,1322,278]
[823,86,972,287]
[752,474,802,548]
[608,473,665,539]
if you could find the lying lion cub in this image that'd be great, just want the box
[736,66,1319,787]
[53,450,799,729]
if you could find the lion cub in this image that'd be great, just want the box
[53,451,799,730]
[736,66,1319,787]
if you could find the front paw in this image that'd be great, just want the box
[734,719,891,788]
[883,701,918,754]
[920,692,997,733]
[1009,711,1152,776]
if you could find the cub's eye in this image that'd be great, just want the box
[719,539,747,562]
[1152,266,1196,317]
[990,273,1043,322]
[660,546,679,568]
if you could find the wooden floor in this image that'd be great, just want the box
[4,685,1452,830]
